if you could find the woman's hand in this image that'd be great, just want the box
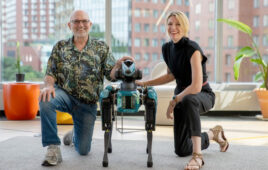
[135,80,146,87]
[166,99,177,119]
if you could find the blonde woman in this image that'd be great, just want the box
[136,11,229,169]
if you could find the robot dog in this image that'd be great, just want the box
[99,60,157,168]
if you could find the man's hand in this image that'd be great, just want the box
[39,86,56,102]
[135,80,146,87]
[166,99,177,119]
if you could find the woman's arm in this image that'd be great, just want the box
[173,50,203,103]
[136,68,175,87]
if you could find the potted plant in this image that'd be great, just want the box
[16,41,25,82]
[218,18,268,119]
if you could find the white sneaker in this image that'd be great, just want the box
[42,145,62,166]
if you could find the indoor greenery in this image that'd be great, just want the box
[218,18,267,90]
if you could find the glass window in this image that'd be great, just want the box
[254,0,260,8]
[209,2,214,12]
[152,38,158,47]
[135,23,141,32]
[225,72,231,82]
[225,54,231,66]
[143,67,150,75]
[134,9,141,17]
[253,16,259,27]
[195,20,200,31]
[195,3,201,14]
[264,15,268,27]
[208,36,214,48]
[253,35,259,46]
[227,36,234,47]
[153,25,158,32]
[263,35,268,46]
[195,37,200,44]
[144,9,150,17]
[264,0,268,6]
[160,24,165,33]
[153,10,158,18]
[209,19,214,30]
[135,53,141,60]
[228,0,235,9]
[135,38,141,47]
[144,38,150,47]
[184,0,189,6]
[152,53,158,61]
[152,0,158,3]
[144,24,150,32]
[177,0,182,5]
[144,53,150,61]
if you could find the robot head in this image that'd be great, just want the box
[122,60,136,77]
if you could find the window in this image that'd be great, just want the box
[254,0,259,8]
[209,19,214,30]
[195,4,201,14]
[227,36,234,47]
[209,2,214,12]
[153,25,158,32]
[134,9,141,17]
[143,67,150,75]
[144,9,150,17]
[264,15,268,27]
[144,24,150,32]
[195,20,200,31]
[153,10,158,18]
[225,73,231,82]
[185,0,189,6]
[253,16,259,27]
[134,38,141,47]
[144,53,150,61]
[135,53,141,60]
[160,24,165,33]
[253,35,259,46]
[177,0,182,5]
[161,39,166,45]
[144,38,150,47]
[152,38,158,47]
[264,0,268,6]
[152,53,158,61]
[208,36,214,48]
[135,23,141,32]
[263,35,268,46]
[206,54,211,64]
[195,37,200,44]
[161,0,166,4]
[228,0,235,9]
[225,54,231,66]
[152,0,158,3]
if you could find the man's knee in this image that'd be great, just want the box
[76,145,91,155]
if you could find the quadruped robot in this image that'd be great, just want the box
[99,60,157,168]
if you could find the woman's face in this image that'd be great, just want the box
[167,16,184,43]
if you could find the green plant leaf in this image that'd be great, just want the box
[235,46,256,61]
[217,18,252,35]
[254,71,263,82]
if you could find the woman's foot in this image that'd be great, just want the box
[209,125,229,152]
[184,152,204,170]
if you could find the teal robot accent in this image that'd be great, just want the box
[99,60,157,168]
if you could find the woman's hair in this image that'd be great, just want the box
[166,11,189,37]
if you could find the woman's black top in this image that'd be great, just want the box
[162,36,212,94]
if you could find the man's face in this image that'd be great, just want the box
[68,11,92,38]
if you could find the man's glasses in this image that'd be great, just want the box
[71,19,90,25]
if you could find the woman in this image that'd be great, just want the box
[136,11,229,169]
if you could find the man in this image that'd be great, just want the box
[39,10,133,166]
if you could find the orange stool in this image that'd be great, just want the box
[3,82,40,120]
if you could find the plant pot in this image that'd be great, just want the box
[16,73,25,82]
[255,89,268,118]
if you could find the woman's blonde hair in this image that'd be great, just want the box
[166,11,189,37]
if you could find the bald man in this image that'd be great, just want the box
[39,10,133,166]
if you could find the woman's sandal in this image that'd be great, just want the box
[184,152,204,170]
[209,125,229,152]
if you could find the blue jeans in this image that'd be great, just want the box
[39,87,97,155]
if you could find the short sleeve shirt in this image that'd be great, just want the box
[162,37,210,94]
[46,36,116,104]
